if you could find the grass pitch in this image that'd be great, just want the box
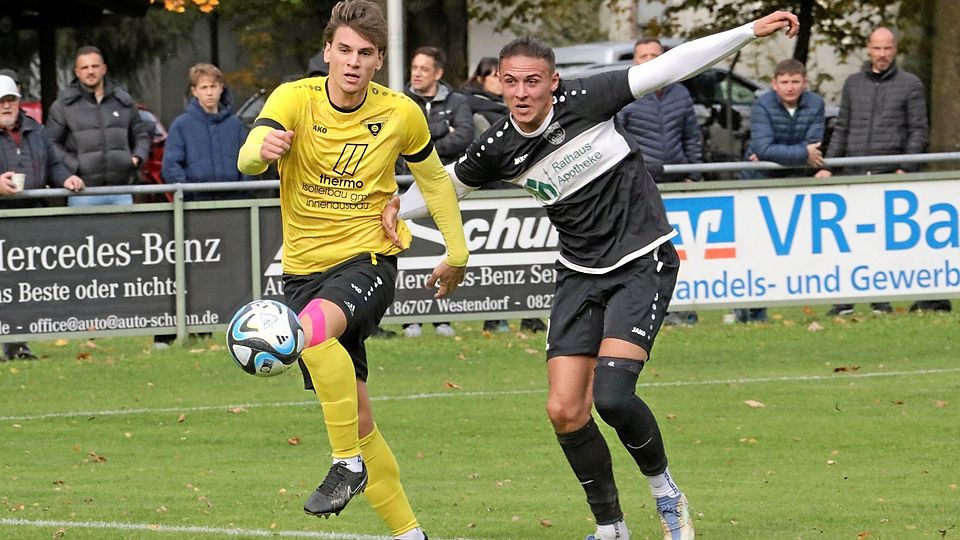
[1,306,958,539]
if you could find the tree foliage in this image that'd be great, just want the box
[468,0,622,45]
[657,0,904,64]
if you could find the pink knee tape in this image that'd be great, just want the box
[299,299,327,348]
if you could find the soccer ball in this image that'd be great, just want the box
[226,299,304,377]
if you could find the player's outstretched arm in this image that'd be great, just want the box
[403,151,469,297]
[627,10,799,98]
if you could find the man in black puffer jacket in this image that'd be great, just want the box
[817,27,927,177]
[816,27,942,316]
[46,45,150,207]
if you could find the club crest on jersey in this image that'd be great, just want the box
[544,122,565,145]
[363,117,388,137]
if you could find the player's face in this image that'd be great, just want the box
[323,26,384,108]
[867,29,896,73]
[74,53,107,92]
[410,53,442,96]
[499,55,559,133]
[191,75,224,114]
[771,72,806,108]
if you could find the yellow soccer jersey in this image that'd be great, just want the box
[241,77,434,274]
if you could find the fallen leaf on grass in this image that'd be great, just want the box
[188,348,206,354]
[287,437,300,446]
[523,348,539,355]
[228,407,247,414]
[833,365,860,373]
[456,353,466,361]
[665,413,678,420]
[54,528,65,538]
[781,319,796,327]
[934,400,948,408]
[85,340,98,349]
[177,414,186,423]
[743,400,766,408]
[124,432,133,438]
[156,505,168,513]
[807,321,824,332]
[444,381,462,389]
[76,352,91,361]
[53,339,69,347]
[739,437,758,444]
[206,343,224,351]
[89,451,107,463]
[892,400,905,406]
[467,523,476,529]
[950,483,957,490]
[857,531,872,539]
[802,306,816,317]
[826,459,837,465]
[539,518,553,528]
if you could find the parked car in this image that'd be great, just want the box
[555,41,837,170]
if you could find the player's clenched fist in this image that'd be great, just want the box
[260,129,295,162]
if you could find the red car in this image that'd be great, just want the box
[20,100,168,201]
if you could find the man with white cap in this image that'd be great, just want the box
[0,71,84,361]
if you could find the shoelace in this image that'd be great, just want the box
[316,464,347,496]
[657,503,682,531]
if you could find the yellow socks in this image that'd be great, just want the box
[300,337,360,458]
[360,425,419,537]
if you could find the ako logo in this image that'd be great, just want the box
[664,196,737,261]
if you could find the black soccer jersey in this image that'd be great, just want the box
[454,69,678,274]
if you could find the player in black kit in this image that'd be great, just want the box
[389,11,799,540]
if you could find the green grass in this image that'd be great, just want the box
[1,306,959,539]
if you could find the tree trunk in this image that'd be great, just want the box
[929,0,960,160]
[403,0,469,86]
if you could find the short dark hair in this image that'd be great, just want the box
[634,37,663,48]
[412,46,445,70]
[75,45,104,63]
[465,57,498,88]
[322,0,387,55]
[774,58,806,77]
[499,37,555,72]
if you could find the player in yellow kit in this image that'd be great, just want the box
[237,2,467,538]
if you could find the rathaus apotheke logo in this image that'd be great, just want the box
[664,196,737,261]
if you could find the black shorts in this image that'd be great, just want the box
[283,253,398,386]
[546,242,680,359]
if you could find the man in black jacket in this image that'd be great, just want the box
[46,46,150,207]
[398,46,474,338]
[815,27,939,315]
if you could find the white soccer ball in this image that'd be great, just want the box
[226,299,304,377]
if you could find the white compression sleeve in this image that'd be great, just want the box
[628,22,756,98]
[398,162,477,220]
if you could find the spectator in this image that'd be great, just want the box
[735,58,825,323]
[617,37,701,326]
[461,56,507,135]
[152,63,249,349]
[0,72,84,361]
[162,63,248,202]
[399,46,474,338]
[815,27,937,315]
[46,45,150,207]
